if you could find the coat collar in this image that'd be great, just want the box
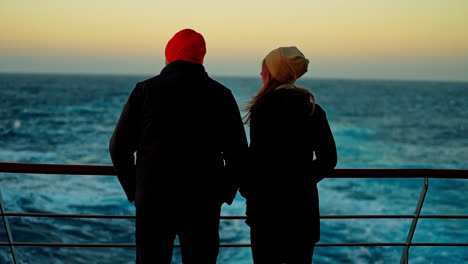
[160,60,207,76]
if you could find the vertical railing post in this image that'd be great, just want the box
[400,177,429,264]
[0,188,17,264]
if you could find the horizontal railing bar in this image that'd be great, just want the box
[0,162,467,178]
[405,243,468,247]
[2,212,468,220]
[1,213,135,219]
[0,162,115,176]
[321,215,468,219]
[0,242,466,248]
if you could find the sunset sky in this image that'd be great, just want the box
[1,0,468,81]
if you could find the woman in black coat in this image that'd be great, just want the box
[240,46,337,264]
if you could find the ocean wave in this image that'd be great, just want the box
[1,75,467,263]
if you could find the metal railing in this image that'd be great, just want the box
[0,162,467,264]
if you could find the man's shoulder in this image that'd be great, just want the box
[205,76,232,95]
[138,75,163,88]
[133,74,233,101]
[136,74,229,89]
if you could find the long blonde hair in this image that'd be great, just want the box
[243,60,315,124]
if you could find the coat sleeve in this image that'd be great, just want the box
[310,105,338,183]
[220,91,248,205]
[109,84,143,202]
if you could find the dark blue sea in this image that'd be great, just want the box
[0,73,467,263]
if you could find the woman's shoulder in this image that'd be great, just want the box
[252,89,306,110]
[252,87,325,115]
[270,88,310,106]
[313,103,326,116]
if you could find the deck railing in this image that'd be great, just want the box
[0,162,467,264]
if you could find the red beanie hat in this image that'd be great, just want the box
[165,29,206,64]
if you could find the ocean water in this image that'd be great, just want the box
[0,73,467,264]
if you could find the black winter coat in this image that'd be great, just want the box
[240,88,337,242]
[109,61,248,212]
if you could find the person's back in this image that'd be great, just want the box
[133,61,242,206]
[249,88,317,168]
[247,88,327,200]
[109,29,247,264]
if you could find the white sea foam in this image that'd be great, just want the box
[13,119,21,129]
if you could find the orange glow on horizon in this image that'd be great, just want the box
[1,0,468,80]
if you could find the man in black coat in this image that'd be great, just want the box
[109,29,248,264]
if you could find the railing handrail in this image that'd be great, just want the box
[2,212,468,220]
[0,162,467,178]
[1,242,466,248]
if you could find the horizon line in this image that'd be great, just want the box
[0,71,467,84]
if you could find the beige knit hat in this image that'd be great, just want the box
[264,46,309,84]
